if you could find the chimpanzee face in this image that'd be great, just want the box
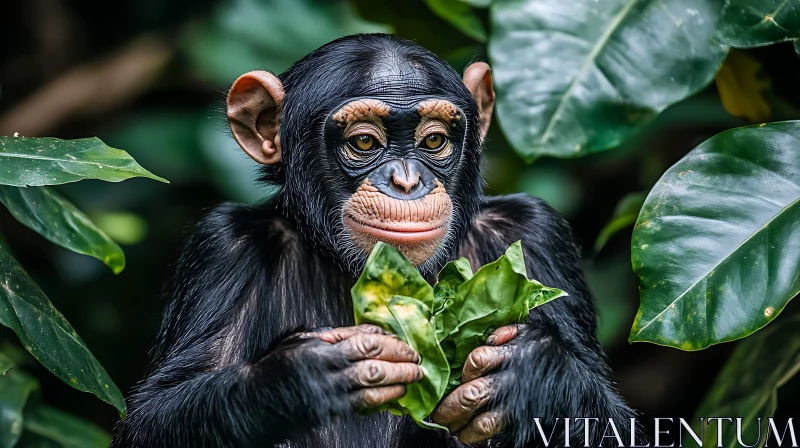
[324,96,468,265]
[225,35,493,274]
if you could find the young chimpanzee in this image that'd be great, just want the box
[112,34,638,447]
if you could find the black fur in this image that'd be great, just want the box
[112,35,638,448]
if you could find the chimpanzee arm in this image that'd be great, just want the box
[110,205,350,447]
[459,194,639,447]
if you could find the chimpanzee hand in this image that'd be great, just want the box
[300,324,424,411]
[431,324,520,444]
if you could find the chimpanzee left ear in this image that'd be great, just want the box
[462,62,495,141]
[226,71,285,165]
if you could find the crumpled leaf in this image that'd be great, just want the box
[352,241,566,428]
[352,243,446,427]
[436,242,567,390]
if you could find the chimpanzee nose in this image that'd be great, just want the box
[391,167,421,193]
[372,159,435,200]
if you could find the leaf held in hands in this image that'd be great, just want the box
[352,241,566,427]
[0,186,125,274]
[0,136,167,187]
[436,241,566,390]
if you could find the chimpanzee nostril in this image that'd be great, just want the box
[391,169,421,193]
[373,159,435,200]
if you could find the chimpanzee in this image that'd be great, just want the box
[111,34,638,447]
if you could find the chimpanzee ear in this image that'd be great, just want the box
[462,62,495,141]
[226,71,285,165]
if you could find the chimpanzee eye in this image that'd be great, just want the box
[349,135,376,151]
[422,134,446,150]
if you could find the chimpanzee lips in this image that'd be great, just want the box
[343,214,448,244]
[342,179,452,263]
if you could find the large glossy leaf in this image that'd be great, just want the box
[424,0,487,42]
[0,186,125,274]
[0,245,126,412]
[693,315,800,448]
[0,370,38,448]
[0,137,167,187]
[489,0,728,160]
[718,0,800,48]
[630,121,800,350]
[21,405,111,448]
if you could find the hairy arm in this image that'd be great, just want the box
[450,194,639,447]
[111,205,421,447]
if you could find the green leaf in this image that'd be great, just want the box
[717,0,800,48]
[352,242,436,316]
[352,242,565,427]
[593,192,646,253]
[459,0,490,7]
[0,186,125,274]
[351,244,446,426]
[630,121,800,350]
[436,241,566,390]
[0,370,38,448]
[183,0,388,86]
[0,245,126,413]
[489,0,728,160]
[693,314,800,448]
[424,0,487,42]
[0,351,12,375]
[0,137,167,187]
[21,405,111,448]
[795,39,800,57]
[385,296,449,428]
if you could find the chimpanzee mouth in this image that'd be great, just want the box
[343,214,448,245]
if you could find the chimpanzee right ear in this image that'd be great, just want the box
[226,71,285,165]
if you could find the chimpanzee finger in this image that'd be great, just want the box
[456,410,504,444]
[347,360,423,388]
[485,324,523,346]
[339,333,420,363]
[313,324,385,344]
[349,385,407,409]
[461,345,512,383]
[430,376,494,431]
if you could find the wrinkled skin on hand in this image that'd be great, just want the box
[432,324,520,443]
[302,324,424,410]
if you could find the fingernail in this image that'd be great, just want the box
[486,335,497,346]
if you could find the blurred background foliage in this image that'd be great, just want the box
[0,0,799,440]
